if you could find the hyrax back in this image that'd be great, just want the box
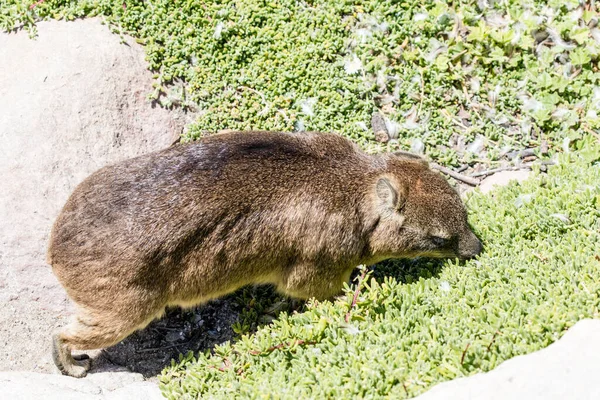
[48,130,481,377]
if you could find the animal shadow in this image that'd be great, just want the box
[93,258,447,377]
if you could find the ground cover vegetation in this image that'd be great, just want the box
[2,0,600,398]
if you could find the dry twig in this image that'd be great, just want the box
[486,331,501,352]
[431,163,480,186]
[470,160,556,178]
[460,343,471,365]
[248,339,316,356]
[344,267,369,323]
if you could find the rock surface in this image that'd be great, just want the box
[0,371,163,400]
[415,319,600,400]
[477,170,531,194]
[0,18,185,375]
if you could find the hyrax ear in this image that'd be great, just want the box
[392,150,429,166]
[376,178,407,212]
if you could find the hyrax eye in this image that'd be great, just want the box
[431,236,447,247]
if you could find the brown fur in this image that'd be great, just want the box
[48,130,482,377]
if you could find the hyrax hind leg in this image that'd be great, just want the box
[52,306,163,377]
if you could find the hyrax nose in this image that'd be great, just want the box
[457,233,483,259]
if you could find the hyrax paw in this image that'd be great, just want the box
[75,356,92,373]
[67,363,89,378]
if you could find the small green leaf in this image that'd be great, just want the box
[491,29,514,45]
[570,48,592,66]
[570,27,589,45]
[536,72,553,89]
[467,22,487,42]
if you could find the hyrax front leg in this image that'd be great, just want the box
[279,264,353,301]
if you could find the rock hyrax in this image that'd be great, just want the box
[48,130,482,377]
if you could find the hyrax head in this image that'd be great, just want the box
[369,152,482,261]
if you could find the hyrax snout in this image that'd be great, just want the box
[48,130,481,377]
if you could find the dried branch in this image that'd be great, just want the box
[29,0,46,9]
[345,267,369,323]
[582,125,600,142]
[470,161,555,178]
[431,163,480,186]
[469,165,531,178]
[460,342,471,365]
[248,339,316,356]
[486,331,501,352]
[137,343,182,353]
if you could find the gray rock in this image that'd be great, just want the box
[106,382,165,400]
[466,135,486,155]
[0,18,186,374]
[0,371,163,400]
[371,112,389,143]
[410,138,425,155]
[84,370,146,392]
[415,319,600,400]
[478,170,531,194]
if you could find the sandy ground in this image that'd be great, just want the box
[0,18,212,376]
